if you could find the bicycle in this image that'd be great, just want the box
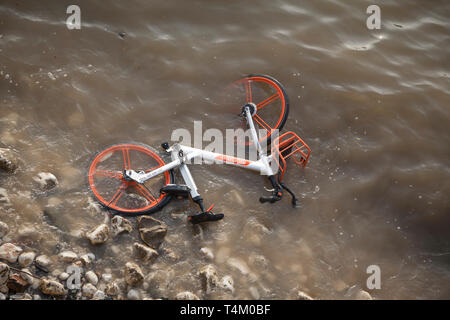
[87,74,311,224]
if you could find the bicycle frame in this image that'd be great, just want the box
[124,106,277,200]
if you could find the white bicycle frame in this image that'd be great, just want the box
[125,106,278,199]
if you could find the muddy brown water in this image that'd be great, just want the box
[0,0,449,299]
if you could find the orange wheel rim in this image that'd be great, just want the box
[88,144,170,213]
[233,76,286,145]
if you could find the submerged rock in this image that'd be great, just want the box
[0,221,8,238]
[105,281,121,296]
[0,188,10,205]
[111,216,132,237]
[355,290,373,300]
[0,243,23,263]
[124,262,144,287]
[18,252,36,267]
[137,216,167,249]
[86,224,109,245]
[220,275,234,294]
[39,278,66,296]
[200,247,214,261]
[85,271,99,286]
[296,290,313,300]
[0,148,18,173]
[35,255,52,269]
[58,251,78,263]
[33,172,58,190]
[176,291,200,300]
[134,242,159,263]
[80,253,95,267]
[82,283,97,298]
[198,264,218,294]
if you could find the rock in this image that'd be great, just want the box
[355,290,373,300]
[198,264,218,294]
[124,262,144,286]
[0,243,23,263]
[39,278,66,296]
[18,252,36,267]
[7,273,29,292]
[0,148,18,173]
[80,253,95,267]
[86,224,109,245]
[105,281,121,296]
[176,291,200,300]
[58,272,69,281]
[92,290,105,300]
[9,293,32,300]
[33,294,41,300]
[0,221,8,238]
[161,247,179,262]
[85,271,99,285]
[82,283,97,298]
[134,242,159,263]
[227,257,250,276]
[58,251,78,263]
[33,172,58,190]
[127,289,140,300]
[20,268,34,285]
[220,275,234,293]
[249,286,260,300]
[248,254,269,271]
[0,293,6,300]
[111,216,132,237]
[35,255,52,268]
[0,188,10,205]
[242,217,271,246]
[296,290,313,300]
[137,216,167,249]
[0,262,9,286]
[102,273,113,283]
[200,247,214,261]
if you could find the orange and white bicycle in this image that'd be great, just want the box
[88,75,311,224]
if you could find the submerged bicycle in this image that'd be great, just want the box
[88,74,311,224]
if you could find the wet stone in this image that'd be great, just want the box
[176,291,200,300]
[39,278,66,296]
[0,262,9,286]
[111,216,132,237]
[124,262,144,287]
[33,172,58,190]
[86,224,109,245]
[137,216,167,249]
[0,188,10,205]
[58,250,78,263]
[134,242,159,263]
[7,273,29,292]
[0,243,23,263]
[18,251,36,267]
[0,221,8,238]
[0,148,18,173]
[199,264,218,294]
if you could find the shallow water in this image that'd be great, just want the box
[0,0,449,299]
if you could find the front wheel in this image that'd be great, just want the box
[88,143,174,215]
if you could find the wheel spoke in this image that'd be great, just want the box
[254,114,272,133]
[110,183,126,206]
[122,148,131,170]
[145,164,163,173]
[135,184,157,203]
[94,169,122,180]
[245,80,252,103]
[256,93,279,110]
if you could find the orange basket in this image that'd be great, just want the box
[271,131,311,181]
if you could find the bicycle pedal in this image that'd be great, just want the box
[188,212,224,224]
[160,184,191,197]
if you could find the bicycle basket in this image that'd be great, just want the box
[271,131,311,181]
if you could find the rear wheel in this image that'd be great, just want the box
[88,143,174,215]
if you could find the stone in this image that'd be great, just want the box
[33,172,58,190]
[18,252,36,267]
[82,283,97,298]
[297,290,313,300]
[111,216,132,237]
[249,286,260,299]
[175,291,200,300]
[80,253,95,267]
[134,242,159,263]
[124,262,144,286]
[58,251,78,263]
[0,243,23,263]
[92,290,105,300]
[58,272,69,281]
[200,247,214,261]
[355,290,373,300]
[102,273,113,283]
[0,221,8,238]
[86,224,109,245]
[0,293,6,300]
[85,271,99,285]
[220,275,234,293]
[7,273,29,292]
[0,262,9,286]
[227,257,250,276]
[35,255,52,268]
[20,268,34,285]
[127,289,140,300]
[198,264,218,294]
[105,281,120,296]
[39,279,66,296]
[0,188,10,205]
[137,216,167,249]
[0,148,18,173]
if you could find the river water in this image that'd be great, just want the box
[0,0,449,299]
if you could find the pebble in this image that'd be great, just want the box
[58,272,70,281]
[0,221,8,238]
[20,268,34,285]
[86,224,109,245]
[80,253,95,266]
[127,289,140,300]
[0,262,10,286]
[0,188,10,204]
[0,148,18,173]
[200,247,214,261]
[58,251,78,263]
[134,242,159,263]
[35,255,52,268]
[297,290,313,300]
[92,290,105,300]
[220,275,234,293]
[101,273,113,283]
[176,291,200,300]
[39,278,66,296]
[18,252,36,267]
[111,216,132,237]
[199,264,218,294]
[0,243,23,263]
[105,281,120,296]
[124,262,144,286]
[137,216,167,249]
[85,271,99,285]
[82,283,97,298]
[33,172,58,190]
